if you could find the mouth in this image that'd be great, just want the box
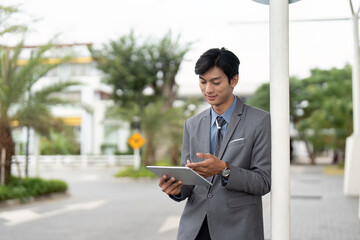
[206,95,217,101]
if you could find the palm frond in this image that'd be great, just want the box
[32,80,81,101]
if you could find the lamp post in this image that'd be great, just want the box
[251,0,300,239]
[269,1,290,239]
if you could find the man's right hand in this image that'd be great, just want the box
[159,175,183,195]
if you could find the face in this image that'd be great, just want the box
[199,66,238,114]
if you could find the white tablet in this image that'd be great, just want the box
[146,166,212,186]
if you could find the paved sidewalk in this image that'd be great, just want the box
[288,164,360,240]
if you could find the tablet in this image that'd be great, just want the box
[146,166,212,186]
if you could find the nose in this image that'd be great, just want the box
[205,83,214,94]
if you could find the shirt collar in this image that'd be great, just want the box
[210,96,237,127]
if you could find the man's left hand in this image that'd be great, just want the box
[186,153,226,178]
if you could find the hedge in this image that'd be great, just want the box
[0,176,68,202]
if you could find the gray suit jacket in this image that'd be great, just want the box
[171,97,271,240]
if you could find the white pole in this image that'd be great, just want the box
[344,4,360,199]
[34,134,40,177]
[270,0,291,239]
[134,149,140,170]
[352,10,360,135]
[344,3,360,220]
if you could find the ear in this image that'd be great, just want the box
[230,75,239,88]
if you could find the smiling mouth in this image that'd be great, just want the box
[206,95,217,100]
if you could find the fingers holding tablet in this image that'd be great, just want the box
[159,175,183,195]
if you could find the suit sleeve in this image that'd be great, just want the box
[169,120,194,202]
[225,113,271,196]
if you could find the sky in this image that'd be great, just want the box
[2,0,356,96]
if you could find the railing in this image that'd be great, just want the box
[11,155,135,170]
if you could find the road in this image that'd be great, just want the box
[0,167,271,240]
[0,167,189,240]
[2,164,359,240]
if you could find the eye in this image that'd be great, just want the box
[213,82,221,85]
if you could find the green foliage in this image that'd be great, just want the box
[91,30,193,166]
[0,36,85,181]
[247,65,353,162]
[114,158,173,178]
[155,158,173,166]
[40,128,80,155]
[0,176,68,202]
[114,146,134,155]
[89,30,191,116]
[246,83,270,112]
[3,44,81,136]
[89,31,153,113]
[114,166,156,179]
[246,77,300,114]
[155,97,202,166]
[0,5,27,38]
[295,66,352,162]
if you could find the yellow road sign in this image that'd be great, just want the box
[128,132,146,149]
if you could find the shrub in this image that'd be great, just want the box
[0,176,68,202]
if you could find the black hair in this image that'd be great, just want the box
[194,47,240,83]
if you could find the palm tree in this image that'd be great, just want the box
[0,41,81,183]
[0,5,27,37]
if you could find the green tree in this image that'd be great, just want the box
[0,41,81,183]
[89,31,191,113]
[247,65,352,164]
[90,31,191,165]
[146,32,191,108]
[89,31,153,117]
[247,76,301,122]
[295,65,352,163]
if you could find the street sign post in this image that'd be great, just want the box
[128,132,146,170]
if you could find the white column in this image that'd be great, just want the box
[352,12,360,136]
[93,101,106,155]
[80,87,94,155]
[270,0,291,239]
[344,12,360,198]
[33,134,40,177]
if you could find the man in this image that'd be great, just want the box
[159,47,271,240]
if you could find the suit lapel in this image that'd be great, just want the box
[218,97,244,159]
[201,109,211,155]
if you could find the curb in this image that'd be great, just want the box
[0,192,70,209]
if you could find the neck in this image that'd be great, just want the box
[212,95,235,115]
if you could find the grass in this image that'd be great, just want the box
[323,165,345,176]
[114,165,156,178]
[114,158,176,179]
